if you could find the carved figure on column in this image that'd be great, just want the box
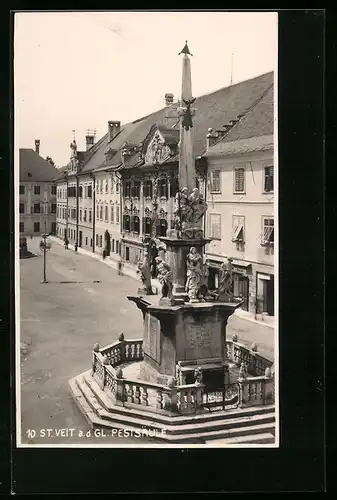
[185,246,203,302]
[155,257,173,301]
[136,251,153,295]
[172,186,208,238]
[199,255,210,301]
[216,257,234,302]
[194,367,203,385]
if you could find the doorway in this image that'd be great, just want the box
[51,222,56,235]
[237,275,249,311]
[266,276,274,315]
[125,246,130,261]
[79,231,83,247]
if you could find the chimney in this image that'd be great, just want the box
[108,121,121,143]
[164,93,174,106]
[85,129,96,151]
[206,128,218,149]
[35,139,40,155]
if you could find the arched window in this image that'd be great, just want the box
[123,215,130,231]
[144,217,152,236]
[132,216,140,234]
[159,219,167,237]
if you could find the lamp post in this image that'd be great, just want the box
[40,201,51,283]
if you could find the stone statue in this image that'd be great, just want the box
[136,251,153,295]
[173,187,208,237]
[199,256,210,300]
[185,247,203,302]
[155,257,173,299]
[217,257,234,301]
[194,368,203,385]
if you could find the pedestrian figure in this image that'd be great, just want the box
[117,258,124,276]
[64,238,69,250]
[74,243,78,253]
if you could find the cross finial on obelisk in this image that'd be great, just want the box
[178,42,196,193]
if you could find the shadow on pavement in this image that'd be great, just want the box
[20,251,38,259]
[42,280,102,284]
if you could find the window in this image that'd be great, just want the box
[124,181,131,198]
[79,186,83,198]
[33,203,40,213]
[264,166,274,193]
[131,181,141,198]
[105,180,108,193]
[209,213,221,239]
[96,204,99,219]
[19,185,25,195]
[116,241,119,254]
[88,185,92,198]
[96,234,99,246]
[261,217,274,245]
[20,222,24,233]
[51,185,57,195]
[34,222,40,233]
[158,179,168,198]
[116,205,120,223]
[100,180,103,194]
[144,217,152,235]
[51,203,56,214]
[99,235,103,248]
[84,209,87,222]
[110,205,114,223]
[234,167,245,193]
[105,206,108,222]
[79,209,82,222]
[34,185,40,195]
[90,238,93,247]
[89,209,92,223]
[132,216,140,233]
[110,176,114,193]
[170,178,179,198]
[95,181,99,193]
[116,181,120,194]
[19,203,24,214]
[123,215,130,231]
[159,219,167,237]
[100,205,103,220]
[210,170,221,193]
[85,237,88,246]
[144,180,153,198]
[232,215,245,251]
[111,239,115,253]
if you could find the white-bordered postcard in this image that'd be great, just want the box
[15,10,279,449]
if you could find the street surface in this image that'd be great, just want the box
[19,237,274,446]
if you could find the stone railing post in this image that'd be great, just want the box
[264,368,274,403]
[238,378,249,408]
[92,343,100,375]
[195,384,204,410]
[115,367,125,406]
[164,377,178,413]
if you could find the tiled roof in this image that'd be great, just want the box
[205,134,274,157]
[217,84,274,144]
[74,71,274,175]
[20,149,58,182]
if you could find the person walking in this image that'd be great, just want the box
[117,258,124,276]
[64,238,69,250]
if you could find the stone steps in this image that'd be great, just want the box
[82,370,275,426]
[79,375,274,435]
[69,371,276,444]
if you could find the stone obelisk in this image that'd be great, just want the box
[178,41,196,194]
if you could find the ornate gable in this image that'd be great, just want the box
[143,126,173,166]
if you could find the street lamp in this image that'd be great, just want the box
[40,201,51,283]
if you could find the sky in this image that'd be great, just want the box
[14,11,278,167]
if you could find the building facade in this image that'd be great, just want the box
[204,84,274,317]
[19,141,58,237]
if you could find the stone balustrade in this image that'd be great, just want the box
[91,337,275,416]
[237,374,274,408]
[226,338,274,376]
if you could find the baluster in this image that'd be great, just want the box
[131,343,135,360]
[156,390,164,410]
[247,382,251,401]
[141,387,149,406]
[127,384,134,403]
[124,344,130,360]
[134,385,141,404]
[259,381,264,403]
